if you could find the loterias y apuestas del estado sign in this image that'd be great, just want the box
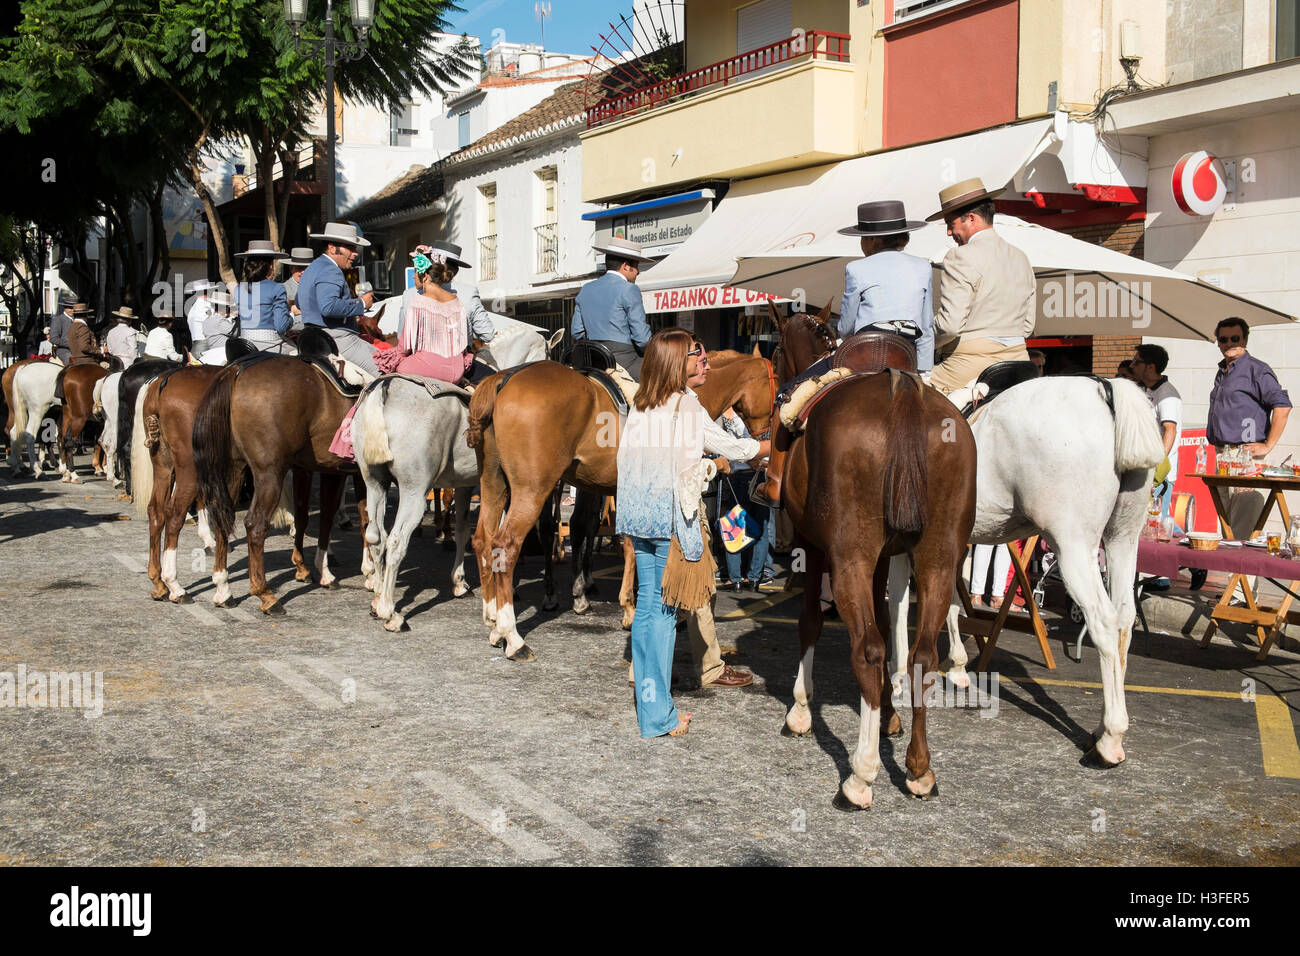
[586,190,716,259]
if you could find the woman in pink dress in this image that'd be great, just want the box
[375,248,475,383]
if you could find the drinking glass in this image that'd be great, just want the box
[1268,532,1282,554]
[1157,516,1174,542]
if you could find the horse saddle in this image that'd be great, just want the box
[832,330,918,375]
[562,340,631,417]
[958,361,1038,419]
[226,338,259,362]
[295,326,363,398]
[793,367,925,432]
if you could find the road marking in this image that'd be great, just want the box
[413,770,560,862]
[294,656,395,709]
[469,765,615,854]
[259,660,343,711]
[179,602,222,627]
[111,552,146,574]
[718,587,802,621]
[80,525,102,538]
[217,604,262,626]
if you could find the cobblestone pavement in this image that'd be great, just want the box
[1,465,1297,866]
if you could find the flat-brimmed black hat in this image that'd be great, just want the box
[422,240,472,270]
[837,200,928,237]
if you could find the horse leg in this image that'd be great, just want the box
[876,559,903,739]
[210,503,233,608]
[246,468,288,615]
[474,448,506,630]
[161,470,199,604]
[1054,532,1126,766]
[832,551,888,811]
[290,468,311,582]
[617,533,637,629]
[570,491,601,615]
[451,487,473,598]
[784,541,826,737]
[362,467,389,595]
[355,472,374,581]
[886,554,913,706]
[314,473,344,588]
[60,414,83,483]
[146,452,173,601]
[538,486,560,612]
[489,495,545,662]
[903,554,953,799]
[374,478,426,631]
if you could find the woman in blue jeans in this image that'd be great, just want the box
[616,328,706,738]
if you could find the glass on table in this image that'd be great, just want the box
[1157,516,1174,542]
[1267,531,1283,554]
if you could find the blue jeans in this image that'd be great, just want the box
[631,538,680,738]
[721,477,770,583]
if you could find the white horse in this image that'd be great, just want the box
[882,376,1164,767]
[94,371,123,486]
[351,376,481,632]
[6,361,62,477]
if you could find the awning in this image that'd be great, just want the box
[728,214,1295,341]
[639,117,1055,312]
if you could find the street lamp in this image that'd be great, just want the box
[284,0,375,221]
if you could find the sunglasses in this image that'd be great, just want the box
[687,347,703,358]
[1217,334,1243,344]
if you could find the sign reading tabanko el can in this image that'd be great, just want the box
[1172,150,1228,216]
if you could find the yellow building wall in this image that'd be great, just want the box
[686,0,852,71]
[1041,0,1168,115]
[1019,0,1064,116]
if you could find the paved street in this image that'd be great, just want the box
[2,464,1298,866]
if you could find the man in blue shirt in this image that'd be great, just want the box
[571,236,654,380]
[296,221,378,376]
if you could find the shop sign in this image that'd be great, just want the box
[1172,151,1228,216]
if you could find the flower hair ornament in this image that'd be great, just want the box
[410,245,447,274]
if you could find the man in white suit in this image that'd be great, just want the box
[925,177,1036,395]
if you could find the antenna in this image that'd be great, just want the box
[535,2,552,50]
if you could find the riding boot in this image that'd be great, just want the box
[754,426,790,510]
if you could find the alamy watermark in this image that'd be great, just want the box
[1041,275,1152,329]
[0,664,103,718]
[892,664,999,718]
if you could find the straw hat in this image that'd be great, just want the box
[283,247,315,267]
[837,200,927,237]
[592,236,654,264]
[235,240,289,259]
[309,221,371,248]
[925,177,1005,222]
[184,278,218,294]
[72,302,94,316]
[111,305,137,321]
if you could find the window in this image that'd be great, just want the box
[390,102,418,146]
[534,166,559,274]
[891,0,981,25]
[478,184,498,281]
[737,0,792,53]
[1280,0,1300,61]
[457,111,471,148]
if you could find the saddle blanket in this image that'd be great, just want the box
[606,364,639,408]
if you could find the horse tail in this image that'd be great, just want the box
[882,374,929,536]
[130,383,154,519]
[359,380,394,465]
[466,373,503,449]
[1110,378,1165,474]
[10,368,30,442]
[193,367,239,540]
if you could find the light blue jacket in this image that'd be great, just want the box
[839,250,935,372]
[297,254,365,331]
[236,280,291,334]
[396,281,495,343]
[571,271,651,348]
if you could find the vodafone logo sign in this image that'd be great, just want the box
[1172,150,1228,216]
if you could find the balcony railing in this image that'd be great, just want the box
[479,235,498,281]
[247,144,317,192]
[586,31,850,129]
[535,222,559,274]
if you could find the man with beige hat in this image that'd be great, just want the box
[297,221,378,376]
[571,236,655,381]
[925,177,1036,396]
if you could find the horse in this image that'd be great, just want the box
[6,360,62,477]
[56,362,114,483]
[193,356,369,614]
[465,349,776,661]
[94,371,123,485]
[114,359,182,495]
[771,305,978,810]
[3,358,42,471]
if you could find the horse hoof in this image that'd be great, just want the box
[906,772,939,799]
[171,593,193,605]
[886,714,904,738]
[541,596,559,612]
[320,580,340,590]
[572,601,590,616]
[1081,746,1124,769]
[489,635,506,649]
[294,569,311,582]
[780,722,812,738]
[263,603,287,617]
[832,789,870,812]
[214,599,231,609]
[507,644,536,663]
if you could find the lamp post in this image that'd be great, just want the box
[283,0,374,221]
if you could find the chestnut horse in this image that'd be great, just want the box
[57,362,113,483]
[773,304,977,811]
[193,357,368,614]
[466,350,775,661]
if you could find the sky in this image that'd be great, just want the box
[443,0,643,57]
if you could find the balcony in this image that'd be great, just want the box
[580,32,856,202]
[479,235,498,281]
[534,222,559,275]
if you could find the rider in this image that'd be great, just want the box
[396,241,496,349]
[924,177,1036,396]
[296,221,378,376]
[50,295,77,365]
[67,302,103,365]
[185,279,216,361]
[756,199,930,508]
[571,237,654,381]
[234,240,293,353]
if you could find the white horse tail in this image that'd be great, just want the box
[359,385,394,465]
[130,387,153,519]
[10,367,30,441]
[1110,378,1165,474]
[269,472,295,532]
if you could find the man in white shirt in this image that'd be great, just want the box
[105,309,139,368]
[1132,344,1182,516]
[143,312,187,363]
[185,279,216,361]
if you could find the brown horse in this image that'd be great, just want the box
[466,350,775,661]
[772,305,977,811]
[193,357,367,614]
[56,362,112,483]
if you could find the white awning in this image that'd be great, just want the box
[640,118,1055,312]
[728,214,1295,341]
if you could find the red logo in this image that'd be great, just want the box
[1172,151,1227,216]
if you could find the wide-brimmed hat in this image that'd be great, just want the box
[235,240,289,259]
[208,287,235,307]
[72,302,94,316]
[837,200,927,237]
[283,246,315,267]
[593,236,655,264]
[184,278,218,294]
[419,240,472,270]
[925,177,1005,222]
[309,221,371,248]
[111,305,137,321]
[152,310,176,323]
[58,291,79,308]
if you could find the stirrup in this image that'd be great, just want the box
[749,469,782,511]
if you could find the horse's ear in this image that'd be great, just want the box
[816,298,835,324]
[751,342,761,358]
[546,328,565,354]
[768,301,786,331]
